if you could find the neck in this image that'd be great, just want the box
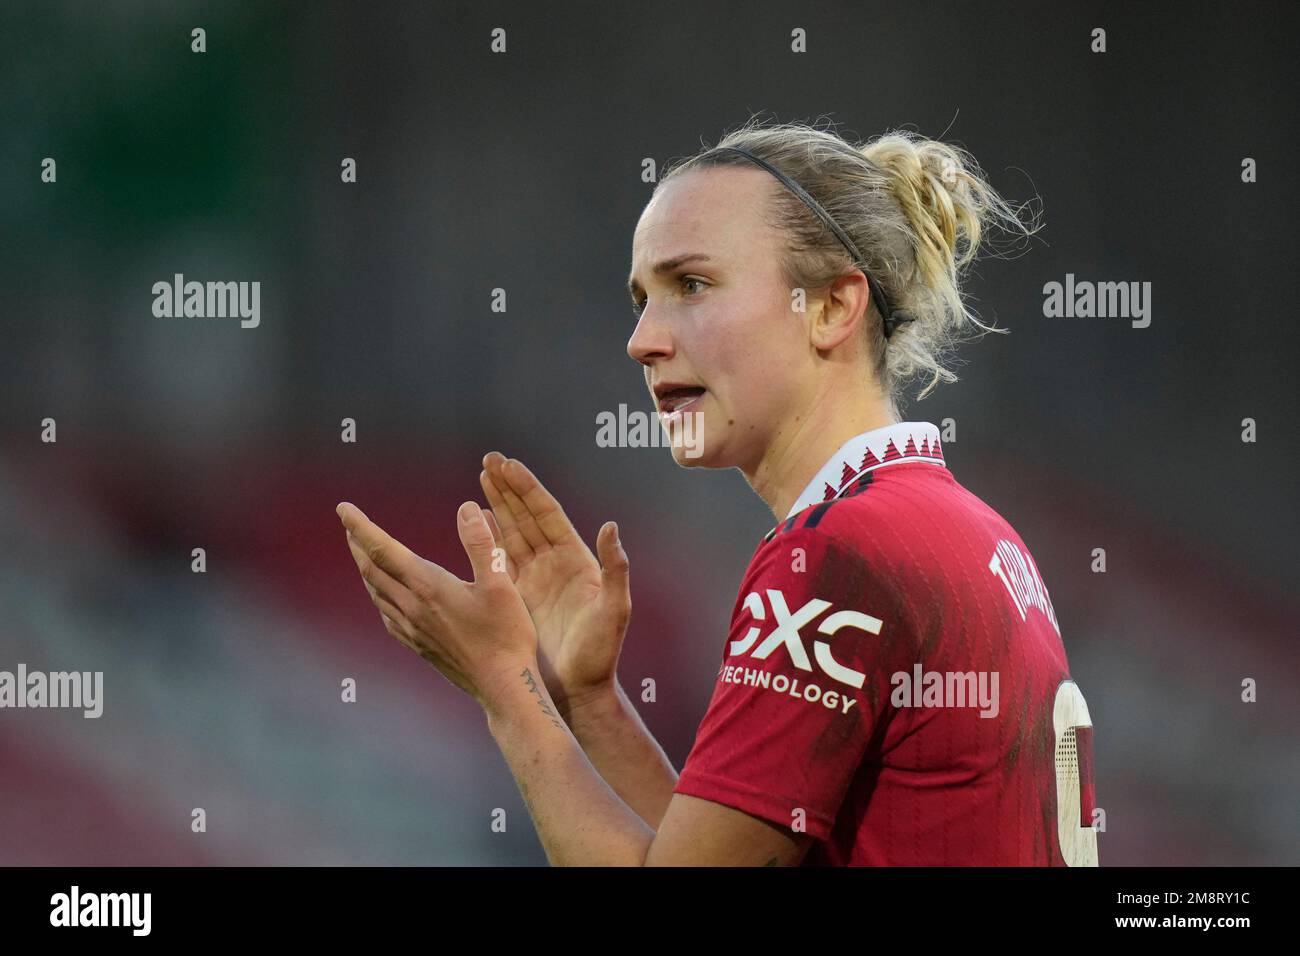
[744,387,896,522]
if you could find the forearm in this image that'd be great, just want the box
[559,681,679,829]
[484,661,655,866]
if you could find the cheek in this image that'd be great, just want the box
[702,299,799,410]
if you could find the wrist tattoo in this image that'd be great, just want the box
[520,667,565,730]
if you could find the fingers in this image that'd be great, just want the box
[480,509,519,581]
[337,503,465,663]
[481,454,548,552]
[485,453,578,548]
[365,574,409,623]
[337,501,453,600]
[596,521,631,596]
[502,458,581,547]
[381,612,418,651]
[345,528,420,622]
[479,461,538,567]
[481,506,503,546]
[595,522,632,632]
[455,501,506,586]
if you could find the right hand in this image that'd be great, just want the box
[478,452,631,712]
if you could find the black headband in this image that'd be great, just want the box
[710,145,915,339]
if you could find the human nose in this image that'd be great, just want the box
[626,303,675,366]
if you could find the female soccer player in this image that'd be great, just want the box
[337,120,1098,866]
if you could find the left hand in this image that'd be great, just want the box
[336,499,539,710]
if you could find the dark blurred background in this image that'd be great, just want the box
[1,1,1296,865]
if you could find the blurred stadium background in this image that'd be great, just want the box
[1,1,1296,864]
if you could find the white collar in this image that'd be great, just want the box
[783,421,947,520]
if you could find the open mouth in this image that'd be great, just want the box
[657,386,706,421]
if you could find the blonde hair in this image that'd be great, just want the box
[658,118,1042,410]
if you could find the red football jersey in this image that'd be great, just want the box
[673,422,1098,866]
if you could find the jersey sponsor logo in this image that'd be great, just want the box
[715,662,859,714]
[728,588,880,690]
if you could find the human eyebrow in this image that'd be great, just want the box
[627,253,715,299]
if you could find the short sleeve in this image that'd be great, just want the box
[673,524,907,841]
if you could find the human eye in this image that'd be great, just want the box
[630,277,707,318]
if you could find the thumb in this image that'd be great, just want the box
[597,521,631,598]
[457,501,500,584]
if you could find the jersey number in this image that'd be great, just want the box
[1053,680,1098,866]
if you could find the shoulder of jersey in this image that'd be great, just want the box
[760,473,888,548]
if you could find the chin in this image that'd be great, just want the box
[665,427,723,469]
[668,444,707,468]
